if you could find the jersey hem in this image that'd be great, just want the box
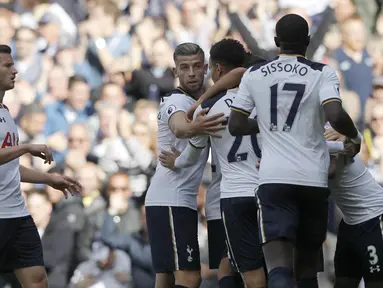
[342,209,383,226]
[0,211,30,219]
[144,202,197,210]
[259,179,328,188]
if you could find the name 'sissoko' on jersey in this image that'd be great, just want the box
[261,62,308,77]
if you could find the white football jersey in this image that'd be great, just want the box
[145,89,209,210]
[329,155,383,225]
[232,56,341,187]
[206,149,221,221]
[0,107,28,218]
[190,89,261,199]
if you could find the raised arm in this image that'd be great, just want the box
[228,70,259,136]
[186,68,247,121]
[320,67,361,143]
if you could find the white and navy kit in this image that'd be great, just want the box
[145,88,208,272]
[232,56,338,249]
[206,151,226,269]
[0,106,43,272]
[177,88,264,273]
[329,155,383,282]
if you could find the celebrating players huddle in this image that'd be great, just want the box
[145,14,383,288]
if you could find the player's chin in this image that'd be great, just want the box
[186,81,202,92]
[4,82,15,90]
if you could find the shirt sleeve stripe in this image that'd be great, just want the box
[321,98,342,106]
[231,107,251,115]
[189,141,205,149]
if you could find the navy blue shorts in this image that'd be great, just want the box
[335,215,383,281]
[0,216,44,272]
[257,184,329,250]
[221,197,263,273]
[146,206,200,273]
[207,219,227,269]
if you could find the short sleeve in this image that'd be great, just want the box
[190,104,209,148]
[162,95,193,123]
[319,66,342,106]
[231,70,255,115]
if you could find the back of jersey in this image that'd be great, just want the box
[233,56,340,188]
[191,89,261,199]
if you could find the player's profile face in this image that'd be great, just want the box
[0,53,17,91]
[208,58,220,84]
[173,54,207,93]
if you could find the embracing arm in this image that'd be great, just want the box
[174,142,204,168]
[169,112,199,138]
[229,110,259,136]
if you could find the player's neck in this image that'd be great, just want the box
[279,49,306,57]
[178,86,204,100]
[0,91,5,103]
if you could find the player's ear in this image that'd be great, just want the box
[305,36,310,47]
[274,36,280,48]
[172,67,178,77]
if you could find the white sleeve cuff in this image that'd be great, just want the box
[326,141,344,153]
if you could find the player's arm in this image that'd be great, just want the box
[19,165,81,198]
[186,68,247,120]
[169,110,225,139]
[0,143,53,165]
[228,70,259,136]
[320,67,361,143]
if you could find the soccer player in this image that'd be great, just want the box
[144,42,226,288]
[0,44,82,288]
[159,39,266,288]
[228,14,362,288]
[324,127,383,288]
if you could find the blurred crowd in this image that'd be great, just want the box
[0,0,382,287]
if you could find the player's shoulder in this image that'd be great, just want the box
[296,57,327,72]
[160,87,195,110]
[200,90,230,110]
[248,57,278,74]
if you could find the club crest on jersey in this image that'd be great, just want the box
[166,105,176,116]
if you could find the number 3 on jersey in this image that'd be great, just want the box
[270,83,306,132]
[227,116,262,163]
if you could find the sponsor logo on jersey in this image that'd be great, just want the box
[1,132,19,148]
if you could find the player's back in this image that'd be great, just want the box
[0,106,28,218]
[329,155,383,225]
[193,89,261,198]
[146,89,209,209]
[247,56,332,187]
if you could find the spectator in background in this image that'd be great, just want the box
[27,189,76,288]
[77,163,106,237]
[45,165,92,276]
[69,242,132,288]
[44,75,94,164]
[101,203,155,288]
[38,12,62,57]
[19,103,46,144]
[77,0,131,89]
[14,26,42,85]
[0,10,15,48]
[103,172,141,235]
[130,38,175,101]
[40,65,68,105]
[333,15,374,125]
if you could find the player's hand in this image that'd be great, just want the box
[159,147,180,170]
[324,128,345,142]
[48,174,82,199]
[340,138,361,158]
[25,144,54,164]
[192,108,226,138]
[186,101,201,122]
